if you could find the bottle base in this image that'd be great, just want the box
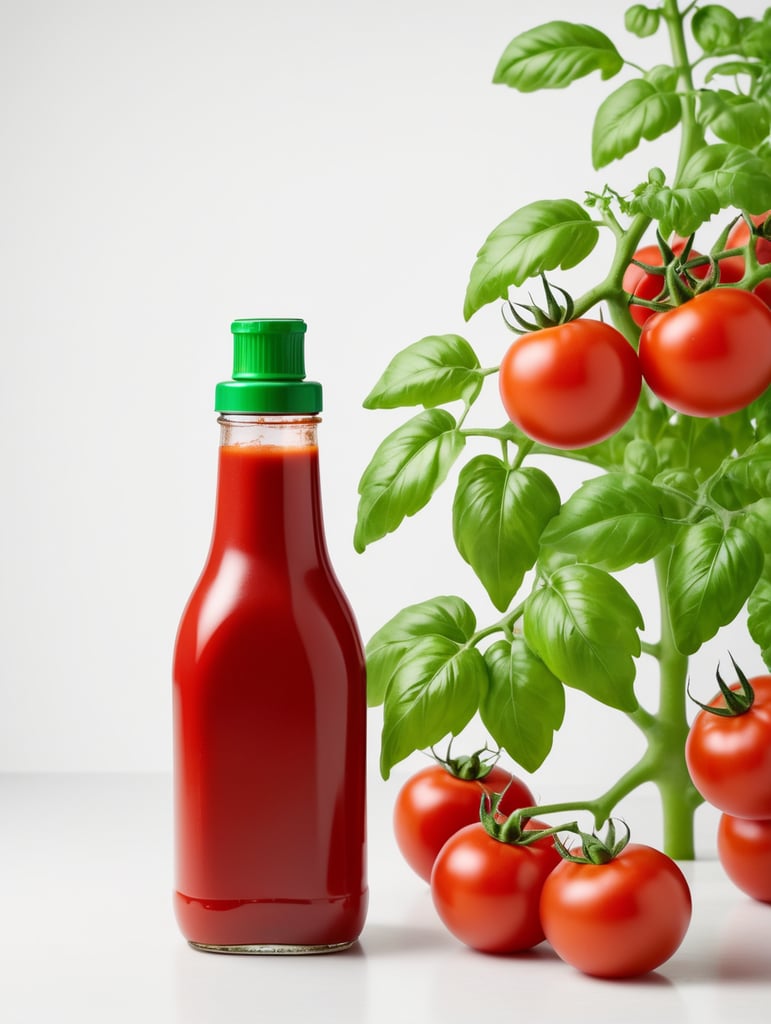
[188,939,355,956]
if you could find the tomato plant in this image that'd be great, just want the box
[430,814,561,953]
[685,667,771,819]
[355,1,771,861]
[393,752,534,881]
[540,839,692,978]
[721,212,771,306]
[622,241,709,326]
[498,319,641,449]
[638,288,771,416]
[717,813,771,903]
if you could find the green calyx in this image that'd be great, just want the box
[553,818,631,865]
[688,653,755,718]
[479,792,578,848]
[432,739,500,781]
[503,273,575,334]
[215,318,323,414]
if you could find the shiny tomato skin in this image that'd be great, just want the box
[393,764,535,882]
[540,844,692,978]
[717,813,771,903]
[499,320,641,449]
[430,820,560,953]
[623,243,710,327]
[638,288,771,417]
[685,676,771,818]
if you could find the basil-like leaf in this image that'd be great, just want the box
[697,91,770,148]
[453,457,560,611]
[679,144,771,213]
[540,472,684,570]
[493,21,623,92]
[592,78,680,169]
[666,522,763,655]
[463,199,599,320]
[523,565,643,711]
[625,5,661,38]
[365,595,478,706]
[354,409,465,552]
[628,181,721,238]
[363,334,482,410]
[711,438,771,510]
[692,5,741,52]
[748,569,771,670]
[482,638,565,772]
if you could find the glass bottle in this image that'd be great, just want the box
[172,318,367,953]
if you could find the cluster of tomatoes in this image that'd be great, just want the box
[499,214,771,450]
[686,666,771,904]
[393,757,691,979]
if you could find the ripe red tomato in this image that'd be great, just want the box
[717,813,771,903]
[430,819,560,953]
[540,844,692,978]
[720,212,771,308]
[638,288,771,417]
[685,675,771,818]
[623,242,710,326]
[393,763,535,882]
[498,320,641,449]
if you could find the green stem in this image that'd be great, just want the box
[662,0,705,184]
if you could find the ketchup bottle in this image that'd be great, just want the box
[173,318,368,953]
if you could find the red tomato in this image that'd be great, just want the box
[430,819,560,953]
[720,213,771,308]
[685,675,771,818]
[717,813,771,903]
[638,288,771,417]
[540,844,692,978]
[623,242,710,326]
[393,764,535,882]
[498,320,641,449]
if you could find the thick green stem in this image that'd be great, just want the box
[651,551,703,858]
[662,0,705,183]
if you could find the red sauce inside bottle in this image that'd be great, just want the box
[173,439,367,949]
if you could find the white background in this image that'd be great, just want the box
[1,0,768,799]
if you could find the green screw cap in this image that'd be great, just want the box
[215,318,323,414]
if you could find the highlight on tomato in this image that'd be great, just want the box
[539,822,692,979]
[498,319,641,449]
[717,813,771,904]
[685,661,771,819]
[392,747,535,882]
[429,800,562,954]
[638,287,771,417]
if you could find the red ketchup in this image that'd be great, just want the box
[173,319,367,953]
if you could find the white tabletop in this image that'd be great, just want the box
[2,773,770,1023]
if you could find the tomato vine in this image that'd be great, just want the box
[355,1,771,858]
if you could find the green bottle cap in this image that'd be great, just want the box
[215,318,323,414]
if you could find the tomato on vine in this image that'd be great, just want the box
[720,212,771,308]
[498,319,641,449]
[685,663,771,819]
[540,823,692,979]
[638,288,771,417]
[392,748,535,882]
[623,241,709,326]
[717,813,771,904]
[430,801,562,954]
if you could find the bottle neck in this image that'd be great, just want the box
[210,414,327,562]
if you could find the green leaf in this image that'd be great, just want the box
[493,21,623,92]
[690,419,734,479]
[592,78,680,169]
[625,5,661,38]
[376,598,488,778]
[523,565,643,711]
[363,334,482,410]
[679,144,771,214]
[463,200,599,320]
[697,91,770,148]
[365,595,478,706]
[705,61,763,84]
[481,638,565,772]
[748,569,771,669]
[628,180,721,238]
[739,18,771,59]
[540,472,685,571]
[666,522,763,655]
[645,64,679,91]
[453,457,561,611]
[692,5,741,52]
[738,499,771,557]
[710,438,771,510]
[354,409,465,552]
